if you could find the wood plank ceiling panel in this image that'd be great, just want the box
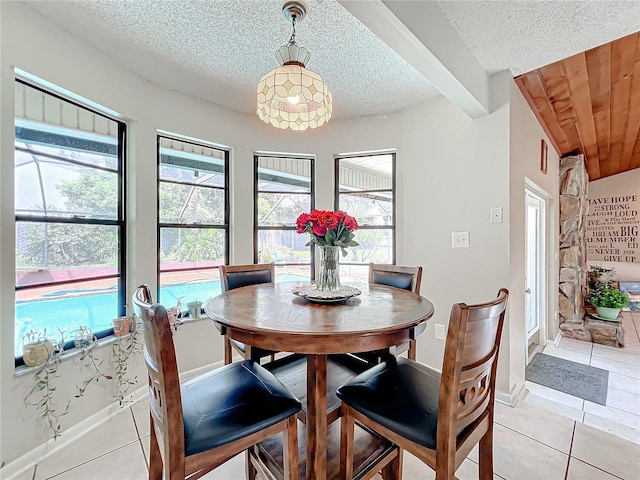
[516,72,570,153]
[538,62,583,151]
[515,31,640,181]
[608,34,637,174]
[563,53,600,179]
[587,43,611,178]
[620,34,640,171]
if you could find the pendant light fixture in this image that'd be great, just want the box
[256,1,333,131]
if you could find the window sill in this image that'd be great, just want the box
[14,334,121,378]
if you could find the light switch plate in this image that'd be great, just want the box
[451,231,470,248]
[435,324,446,340]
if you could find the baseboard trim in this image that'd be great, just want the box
[496,382,526,407]
[546,331,562,347]
[2,360,223,480]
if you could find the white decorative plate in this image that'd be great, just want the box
[291,285,362,303]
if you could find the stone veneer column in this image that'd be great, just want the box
[558,155,590,341]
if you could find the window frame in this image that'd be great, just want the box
[334,152,397,265]
[14,78,127,365]
[253,153,315,276]
[156,134,230,302]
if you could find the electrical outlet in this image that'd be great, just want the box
[451,231,470,248]
[435,324,446,340]
[491,207,503,223]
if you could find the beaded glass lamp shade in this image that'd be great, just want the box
[256,1,332,131]
[256,63,332,131]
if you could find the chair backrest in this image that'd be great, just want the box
[132,285,185,471]
[437,289,509,458]
[219,263,275,292]
[369,263,423,294]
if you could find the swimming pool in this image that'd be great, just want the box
[15,274,307,357]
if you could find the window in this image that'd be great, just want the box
[157,135,229,307]
[14,79,126,362]
[254,154,314,279]
[335,152,396,280]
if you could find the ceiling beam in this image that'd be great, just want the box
[339,0,490,119]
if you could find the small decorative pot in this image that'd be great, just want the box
[73,326,96,349]
[23,341,53,367]
[595,306,621,321]
[187,301,202,319]
[112,316,131,337]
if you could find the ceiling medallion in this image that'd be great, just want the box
[256,1,333,131]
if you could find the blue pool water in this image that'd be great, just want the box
[15,274,307,356]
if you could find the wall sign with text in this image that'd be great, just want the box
[586,194,639,263]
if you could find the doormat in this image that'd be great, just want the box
[526,353,608,405]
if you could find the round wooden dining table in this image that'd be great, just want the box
[204,281,435,480]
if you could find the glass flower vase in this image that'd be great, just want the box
[317,246,341,292]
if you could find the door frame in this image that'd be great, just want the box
[524,179,554,355]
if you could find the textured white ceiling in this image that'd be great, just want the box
[24,0,640,119]
[436,0,640,76]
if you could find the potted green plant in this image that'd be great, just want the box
[186,299,202,318]
[589,286,629,320]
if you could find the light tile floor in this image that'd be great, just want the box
[13,312,640,480]
[526,310,640,448]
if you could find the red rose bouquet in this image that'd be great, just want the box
[296,209,359,256]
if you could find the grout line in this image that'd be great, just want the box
[495,423,572,456]
[564,422,576,480]
[130,404,142,439]
[138,437,149,471]
[569,459,626,480]
[129,405,149,470]
[41,439,141,480]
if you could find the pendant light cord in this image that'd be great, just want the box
[288,15,297,45]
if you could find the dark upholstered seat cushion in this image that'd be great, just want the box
[371,271,414,291]
[337,357,440,449]
[226,270,272,291]
[182,360,301,456]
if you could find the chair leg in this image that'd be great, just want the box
[283,415,299,480]
[224,336,233,365]
[381,447,402,480]
[478,427,494,480]
[340,403,355,480]
[408,339,417,361]
[245,448,257,480]
[148,415,163,480]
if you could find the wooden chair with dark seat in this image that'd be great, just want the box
[352,264,423,365]
[219,263,279,364]
[370,263,423,360]
[132,284,301,480]
[338,288,509,480]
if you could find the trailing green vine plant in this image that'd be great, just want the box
[23,311,144,441]
[111,314,143,406]
[23,329,69,440]
[74,326,112,398]
[75,311,143,407]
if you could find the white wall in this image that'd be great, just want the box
[587,168,640,281]
[399,90,511,376]
[1,0,534,466]
[508,81,561,396]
